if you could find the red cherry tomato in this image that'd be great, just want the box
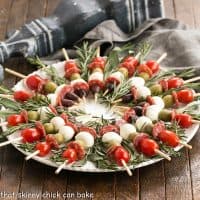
[13,90,32,102]
[167,77,184,89]
[21,128,41,143]
[26,75,45,91]
[62,148,78,163]
[145,60,160,74]
[64,60,78,70]
[88,57,106,71]
[140,138,159,157]
[158,130,180,147]
[36,142,51,156]
[123,56,139,65]
[174,113,192,128]
[113,146,130,166]
[120,61,136,77]
[79,126,97,138]
[176,89,194,104]
[7,114,25,126]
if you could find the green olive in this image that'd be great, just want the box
[139,72,150,81]
[44,123,55,134]
[163,95,174,108]
[70,73,81,80]
[44,81,57,93]
[119,67,128,78]
[141,123,153,134]
[158,109,172,121]
[150,84,163,95]
[33,94,46,101]
[54,133,65,144]
[27,111,39,121]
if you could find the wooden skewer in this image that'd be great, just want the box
[0,94,13,99]
[62,48,70,61]
[25,150,40,161]
[155,149,171,161]
[121,159,133,176]
[96,46,100,57]
[0,136,22,147]
[55,160,68,174]
[179,141,192,149]
[112,99,122,104]
[192,119,200,124]
[103,89,109,96]
[5,68,27,79]
[0,121,8,126]
[156,52,167,64]
[94,93,98,103]
[135,52,141,60]
[184,76,200,84]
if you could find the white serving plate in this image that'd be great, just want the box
[2,61,199,173]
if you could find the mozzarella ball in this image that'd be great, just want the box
[151,96,165,109]
[136,116,152,131]
[102,132,122,145]
[38,106,51,121]
[137,86,151,99]
[145,105,162,121]
[110,71,124,82]
[50,116,65,131]
[58,126,75,141]
[47,93,58,106]
[89,72,103,81]
[75,131,94,148]
[71,78,87,86]
[120,123,137,139]
[129,77,145,88]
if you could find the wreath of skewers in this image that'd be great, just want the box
[0,42,200,176]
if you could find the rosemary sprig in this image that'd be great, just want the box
[17,142,36,152]
[0,85,13,94]
[42,66,66,85]
[76,42,97,80]
[0,97,21,111]
[27,56,46,68]
[0,122,35,141]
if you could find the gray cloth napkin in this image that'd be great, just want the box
[44,18,200,75]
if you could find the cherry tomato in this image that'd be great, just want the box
[167,77,184,89]
[158,130,180,147]
[123,56,139,65]
[26,75,44,91]
[120,61,136,77]
[177,89,194,104]
[88,57,106,71]
[36,142,51,156]
[62,148,78,163]
[145,60,160,74]
[140,138,159,157]
[21,128,41,143]
[14,90,32,102]
[7,114,25,126]
[113,146,130,166]
[174,113,192,128]
[64,60,78,70]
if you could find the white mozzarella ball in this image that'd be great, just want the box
[47,93,58,106]
[145,105,162,121]
[50,117,65,131]
[136,116,152,131]
[75,131,94,148]
[151,96,165,109]
[129,77,145,88]
[110,71,124,82]
[71,79,87,86]
[137,86,151,99]
[89,72,103,81]
[58,126,75,141]
[38,106,51,121]
[102,132,122,145]
[120,123,136,139]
